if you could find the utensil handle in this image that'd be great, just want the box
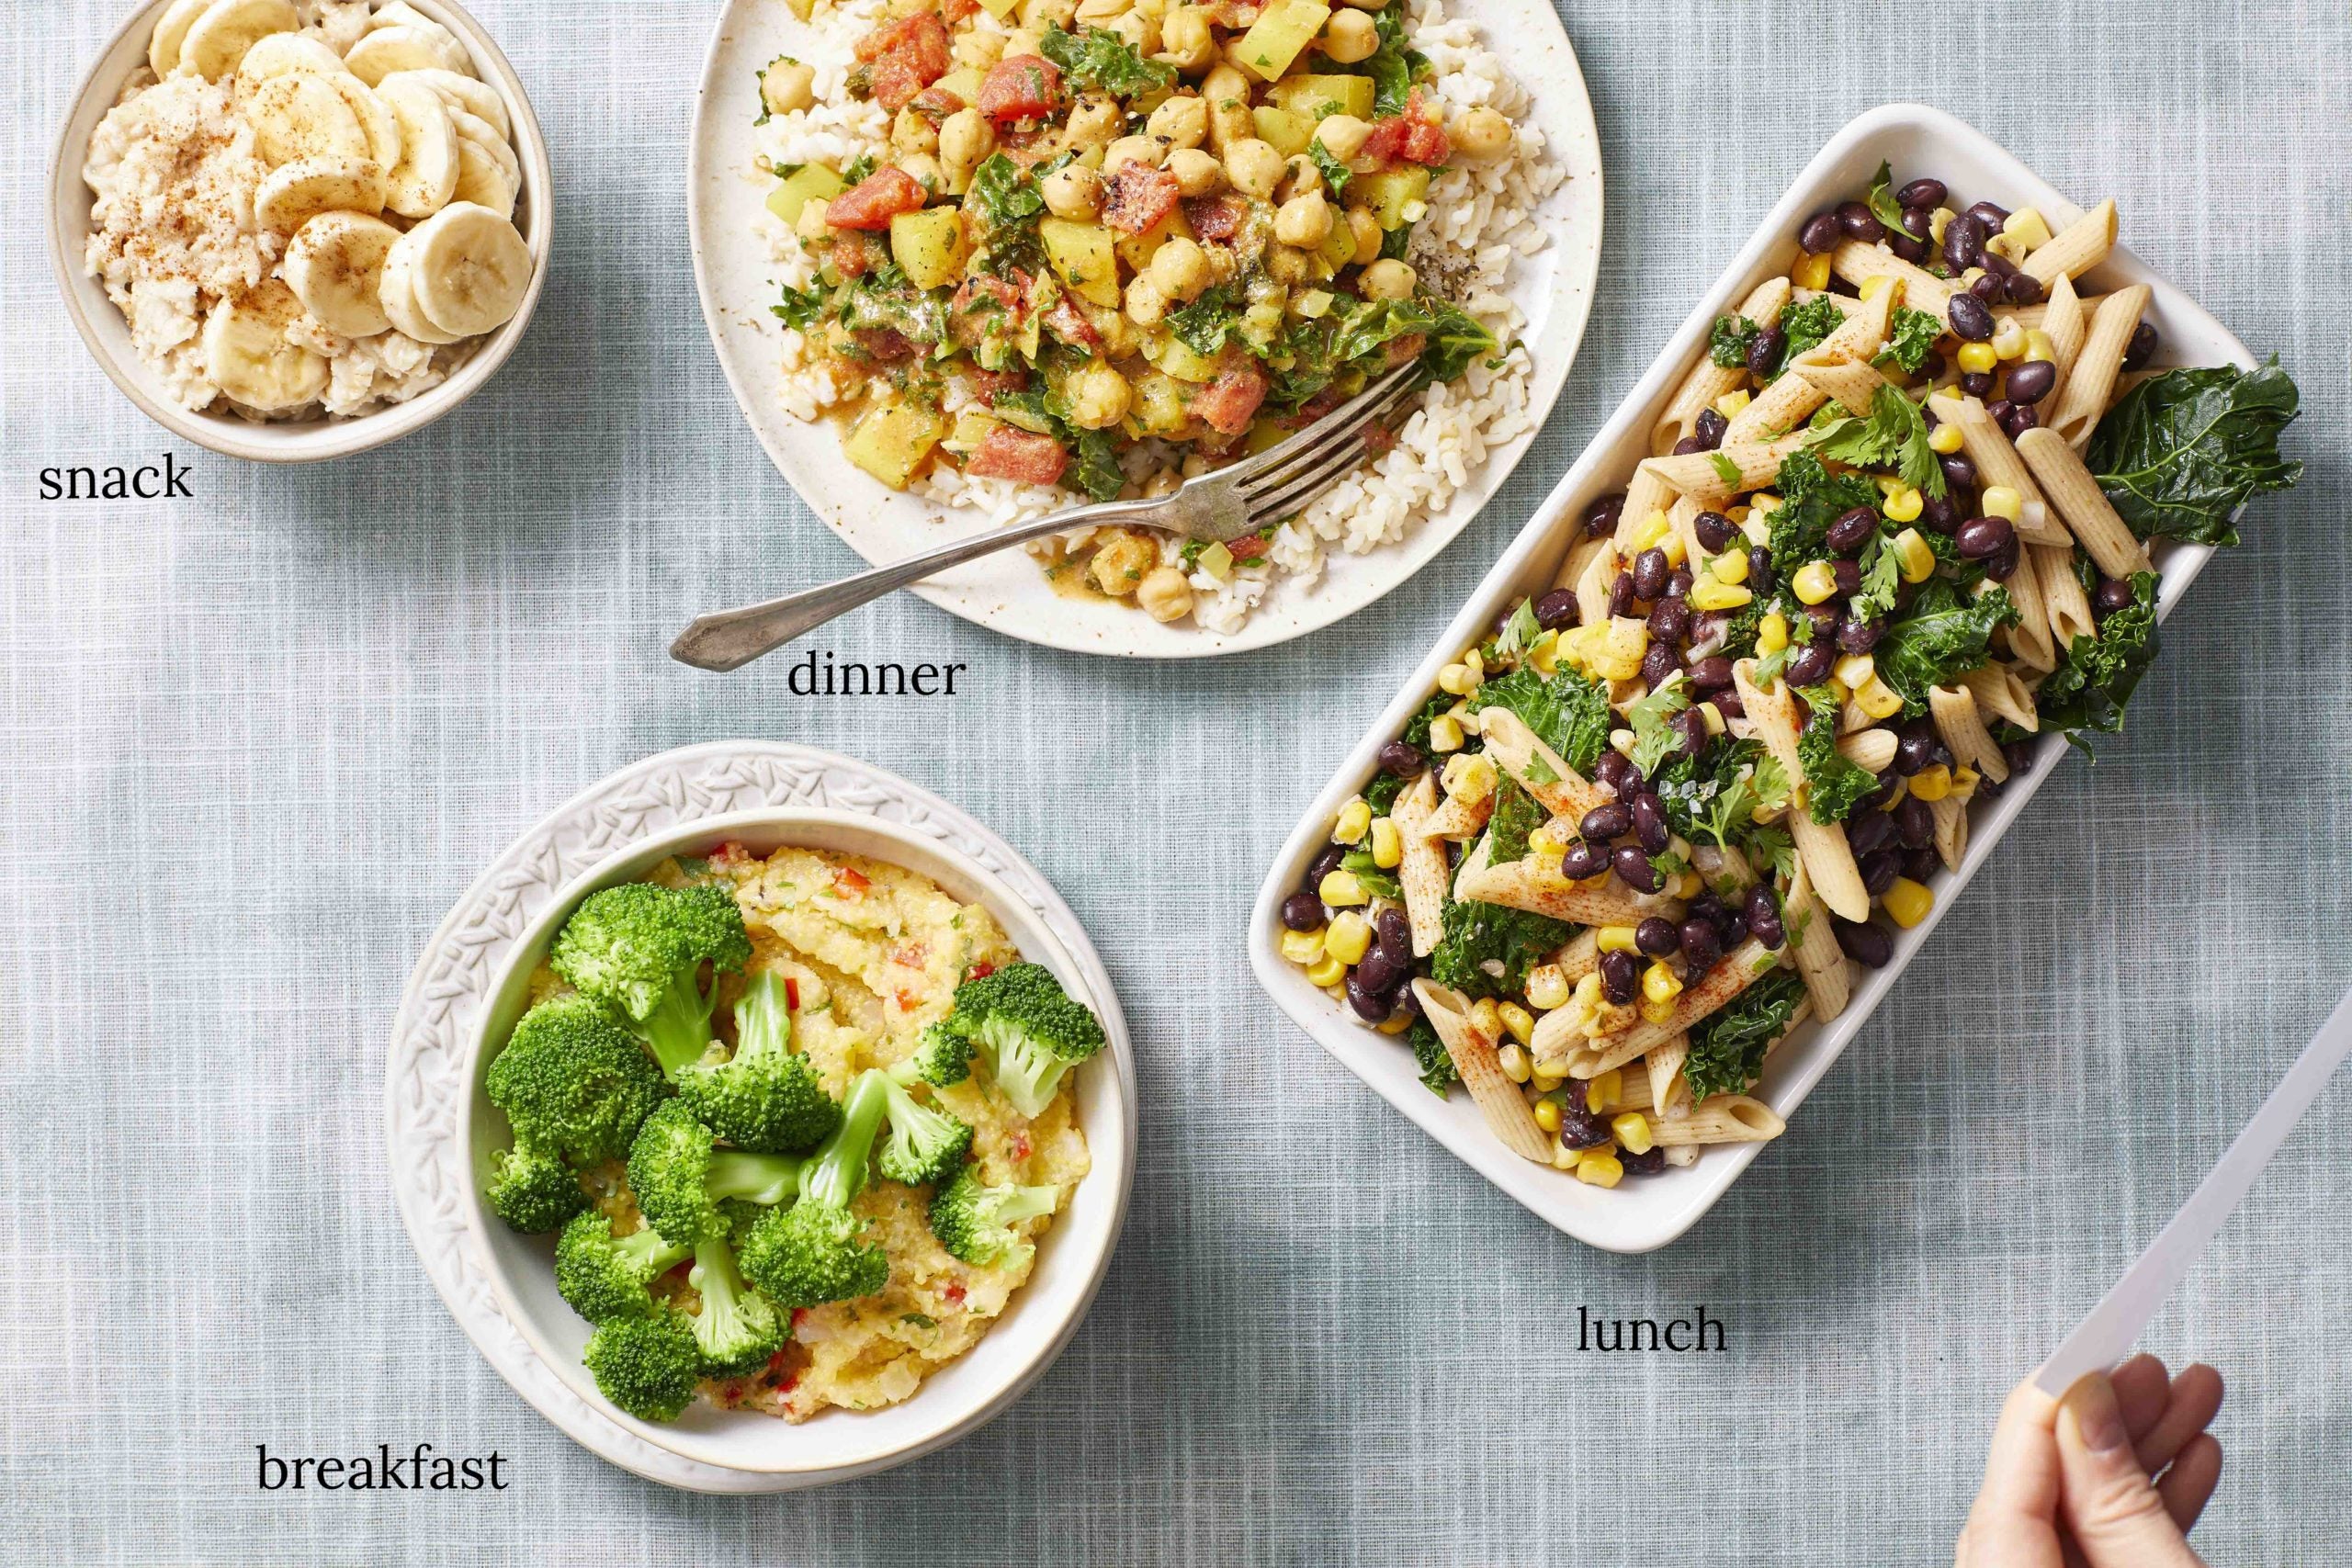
[2033,985,2352,1396]
[669,497,1159,671]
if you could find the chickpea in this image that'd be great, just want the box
[1136,565,1194,623]
[1223,136,1283,197]
[1345,206,1383,265]
[761,60,815,117]
[1020,0,1078,26]
[795,199,833,242]
[897,151,944,193]
[1360,257,1417,299]
[1450,106,1514,162]
[1145,94,1209,150]
[1067,359,1134,429]
[1199,63,1253,150]
[1167,146,1226,197]
[1275,153,1323,204]
[939,107,994,189]
[1264,242,1313,283]
[1107,8,1159,52]
[1124,273,1169,326]
[1041,163,1106,219]
[1272,190,1330,247]
[1319,6,1380,62]
[1312,113,1372,163]
[1148,236,1212,302]
[1090,531,1159,596]
[1061,94,1123,151]
[1083,300,1138,359]
[1102,134,1167,173]
[892,104,940,153]
[954,28,1006,68]
[1001,28,1043,57]
[1158,6,1218,72]
[1075,0,1128,17]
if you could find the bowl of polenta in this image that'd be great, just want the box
[458,805,1132,1484]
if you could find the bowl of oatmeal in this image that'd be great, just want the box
[50,0,551,461]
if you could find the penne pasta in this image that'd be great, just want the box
[1783,860,1850,1024]
[1646,1032,1690,1122]
[1641,434,1806,502]
[1834,727,1898,775]
[1392,773,1448,957]
[1654,279,1791,455]
[2015,426,2153,580]
[1733,663,1870,920]
[1420,786,1495,840]
[2038,273,2087,411]
[1928,793,1969,872]
[1925,391,2067,547]
[1647,1095,1786,1146]
[1551,929,1601,986]
[2034,542,2096,648]
[1414,981,1554,1163]
[1613,464,1679,550]
[1572,536,1618,626]
[1453,852,1649,927]
[1993,542,2057,671]
[1476,707,1611,821]
[2046,284,2153,449]
[1828,240,1953,321]
[1928,684,2008,783]
[1792,351,1890,417]
[1959,662,2039,734]
[2019,197,2117,285]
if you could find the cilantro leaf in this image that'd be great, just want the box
[1863,160,1911,236]
[1492,596,1543,660]
[1710,451,1743,488]
[2037,570,2161,738]
[1684,969,1805,1103]
[1801,383,1946,498]
[1849,529,1902,624]
[1464,668,1613,775]
[1624,672,1692,779]
[1709,313,1759,370]
[1795,692,1877,824]
[1309,140,1351,195]
[1872,581,2018,716]
[2085,359,2301,547]
[1039,23,1173,95]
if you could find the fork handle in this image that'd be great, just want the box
[670,496,1163,671]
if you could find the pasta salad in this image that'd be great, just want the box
[1275,166,2301,1186]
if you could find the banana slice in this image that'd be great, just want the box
[449,108,520,188]
[324,75,404,170]
[407,200,531,337]
[380,66,507,141]
[245,73,368,166]
[449,138,515,220]
[253,153,386,230]
[369,1,469,51]
[148,0,217,76]
[202,280,328,411]
[178,0,300,81]
[378,231,468,344]
[375,74,458,218]
[345,24,468,85]
[285,210,402,337]
[234,30,349,95]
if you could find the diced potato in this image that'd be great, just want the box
[1113,206,1193,274]
[1317,214,1357,269]
[945,410,1002,454]
[1040,216,1121,307]
[936,66,985,106]
[1264,73,1374,123]
[1242,418,1289,454]
[845,403,946,491]
[1234,0,1331,82]
[1132,370,1192,436]
[888,207,971,290]
[1351,164,1431,231]
[975,0,1021,17]
[1143,332,1222,383]
[1250,106,1314,158]
[765,163,844,229]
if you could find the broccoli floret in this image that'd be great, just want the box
[894,1022,974,1089]
[942,962,1106,1118]
[626,1100,804,1247]
[675,970,842,1154]
[684,1232,787,1376]
[876,1075,973,1187]
[551,882,752,1077]
[485,994,668,1167]
[555,1210,691,1324]
[582,1314,704,1423]
[485,1141,590,1234]
[738,1070,893,1307]
[927,1169,1059,1269]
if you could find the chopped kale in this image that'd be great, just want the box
[1709,313,1759,370]
[1683,969,1805,1103]
[1773,295,1847,375]
[1417,299,1500,383]
[2085,359,2301,547]
[1795,691,1876,823]
[1487,777,1544,864]
[1874,306,1945,377]
[1166,286,1239,356]
[1872,581,2018,716]
[1464,667,1613,775]
[1408,1015,1457,1096]
[2038,570,2161,739]
[1767,450,1883,570]
[1039,23,1174,96]
[1428,898,1577,1001]
[1309,141,1352,195]
[771,280,830,331]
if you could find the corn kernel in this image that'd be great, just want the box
[1832,652,1875,690]
[1531,1072,1563,1094]
[1611,1111,1656,1155]
[1527,827,1563,863]
[1992,318,2027,360]
[1657,530,1688,568]
[1376,1010,1415,1035]
[1498,1042,1532,1083]
[1928,420,1966,455]
[1892,528,1936,583]
[1333,798,1372,844]
[1642,960,1683,1006]
[1370,818,1402,869]
[1961,266,1987,286]
[1640,994,1675,1024]
[1698,700,1726,736]
[1727,503,1752,524]
[1319,869,1368,907]
[1596,925,1638,953]
[2003,207,2053,251]
[1792,559,1840,604]
[1551,1138,1578,1171]
[1575,1149,1624,1188]
[1908,762,1953,802]
[1324,910,1372,964]
[1957,341,1998,375]
[1929,207,1953,243]
[1714,388,1752,418]
[1883,485,1924,524]
[1590,1067,1622,1111]
[1821,676,1850,706]
[1858,274,1894,303]
[2023,329,2055,365]
[1437,661,1474,695]
[1525,963,1570,1011]
[1470,998,1502,1038]
[1876,473,1905,498]
[1532,1097,1563,1134]
[1951,764,1981,794]
[1673,868,1705,899]
[1610,728,1636,755]
[1750,492,1781,516]
[1712,548,1750,585]
[1429,714,1464,752]
[1791,251,1830,291]
[1883,876,1934,929]
[1855,674,1905,719]
[1572,971,1604,1007]
[1981,485,2023,523]
[1528,629,1561,677]
[1633,509,1673,550]
[1498,1001,1535,1046]
[1590,618,1648,682]
[1463,647,1485,679]
[1304,953,1346,987]
[1757,612,1790,655]
[1279,927,1325,963]
[1688,578,1752,612]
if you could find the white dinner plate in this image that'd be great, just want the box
[685,0,1602,658]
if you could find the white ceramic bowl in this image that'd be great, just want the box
[49,0,553,462]
[458,806,1132,1483]
[1250,103,2261,1254]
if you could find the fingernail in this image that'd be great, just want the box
[2062,1374,2132,1456]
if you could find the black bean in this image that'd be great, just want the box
[1984,536,2021,581]
[1981,249,2017,279]
[1948,292,1996,342]
[1747,326,1785,379]
[1689,892,1726,924]
[1966,200,2010,230]
[2004,270,2044,306]
[1920,494,1960,535]
[1746,885,1786,949]
[1943,213,1984,272]
[1687,654,1734,691]
[1612,845,1659,894]
[1635,916,1680,956]
[1837,199,1884,243]
[1887,231,1928,265]
[1306,844,1347,888]
[1830,558,1863,597]
[1533,589,1578,630]
[1939,452,1978,493]
[1998,402,2038,438]
[1611,763,1647,803]
[1693,510,1737,553]
[1784,641,1835,688]
[1970,271,2007,304]
[1560,838,1611,881]
[1917,350,1947,381]
[1631,793,1670,853]
[1693,408,1729,450]
[1352,946,1402,996]
[1647,595,1692,644]
[1747,546,1774,590]
[1377,739,1426,778]
[1848,807,1895,857]
[1585,492,1625,537]
[1985,398,2015,430]
[1903,845,1940,883]
[1598,948,1641,1006]
[1715,902,1749,946]
[1671,435,1705,457]
[1897,177,1947,209]
[1837,616,1884,654]
[1578,802,1631,843]
[1900,203,1936,237]
[1894,727,1941,776]
[1619,1145,1668,1176]
[1666,567,1695,600]
[1686,609,1732,656]
[1594,750,1631,794]
[1798,209,1844,254]
[1804,603,1840,638]
[1859,850,1902,897]
[2094,576,2137,615]
[1894,794,1934,851]
[1959,370,1996,399]
[1679,916,1722,971]
[1826,506,1880,555]
[1390,982,1421,1021]
[2122,321,2159,372]
[1858,773,1901,817]
[1955,514,2014,560]
[1834,918,1894,967]
[1556,1083,1614,1147]
[1674,707,1711,760]
[1640,639,1680,690]
[1344,971,1394,1021]
[2006,359,2056,405]
[1632,548,1670,602]
[1712,684,1745,720]
[1608,571,1636,619]
[1376,908,1412,964]
[2003,739,2038,778]
[1282,891,1326,931]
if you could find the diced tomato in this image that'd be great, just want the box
[827,231,882,276]
[895,987,922,1011]
[855,13,951,107]
[966,960,997,981]
[1045,297,1100,348]
[1182,194,1249,243]
[948,275,1023,347]
[970,367,1029,402]
[1190,366,1269,436]
[966,425,1070,486]
[783,976,800,1011]
[1208,0,1260,25]
[1363,89,1451,166]
[1361,418,1397,457]
[825,166,928,231]
[853,327,917,364]
[1102,163,1182,235]
[1010,1131,1032,1161]
[944,0,980,20]
[977,54,1062,123]
[834,865,872,895]
[943,1280,967,1304]
[1226,535,1269,561]
[911,85,967,119]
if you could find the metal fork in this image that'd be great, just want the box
[669,359,1424,671]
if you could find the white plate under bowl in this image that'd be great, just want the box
[50,0,553,463]
[685,0,1602,658]
[1250,103,2261,1254]
[388,744,1136,1491]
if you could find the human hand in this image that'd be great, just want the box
[1955,1353,2225,1567]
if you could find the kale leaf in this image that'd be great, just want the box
[1767,450,1883,570]
[1464,667,1613,775]
[2086,360,2301,547]
[1428,898,1577,1001]
[1774,295,1846,375]
[1683,969,1805,1103]
[1874,306,1945,377]
[771,279,830,331]
[1487,777,1544,864]
[1872,581,2018,716]
[1309,141,1352,196]
[1709,313,1759,370]
[967,152,1044,231]
[1418,300,1500,383]
[2038,570,2161,738]
[1407,1015,1457,1096]
[1354,6,1421,118]
[1039,23,1173,95]
[1795,692,1876,823]
[1165,285,1238,356]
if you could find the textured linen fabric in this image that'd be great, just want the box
[5,0,2349,1561]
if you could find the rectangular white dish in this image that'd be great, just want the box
[1247,102,2258,1254]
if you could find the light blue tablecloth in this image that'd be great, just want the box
[6,1,2347,1561]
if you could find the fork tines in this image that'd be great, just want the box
[1237,361,1424,525]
